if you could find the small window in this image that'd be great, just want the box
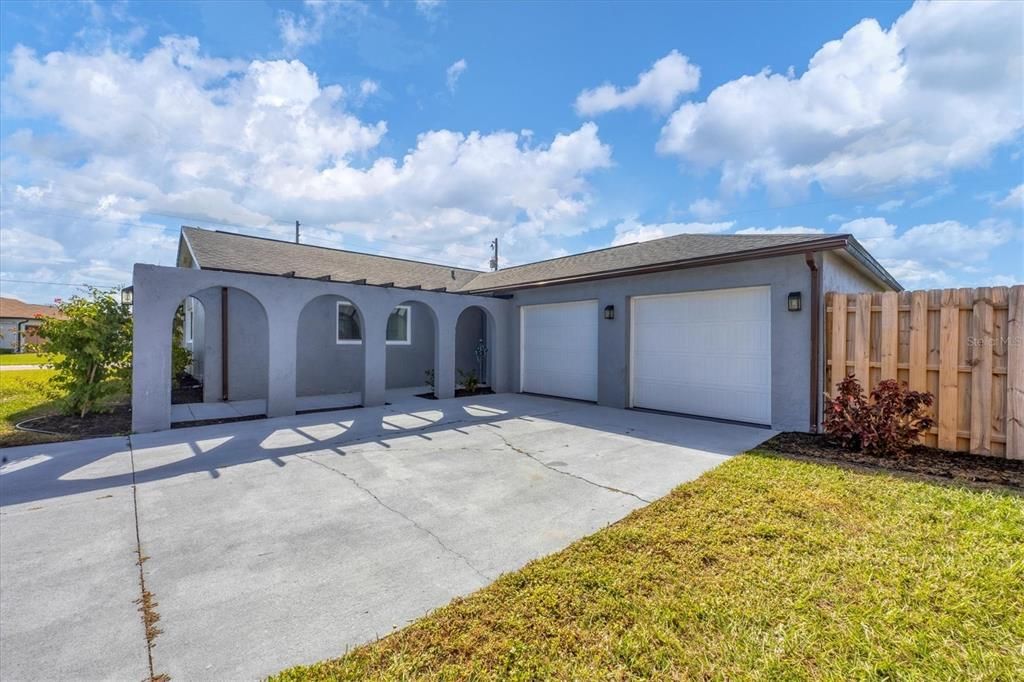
[337,302,362,344]
[386,306,411,345]
[336,303,411,345]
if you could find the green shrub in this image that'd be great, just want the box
[458,369,480,393]
[34,287,132,418]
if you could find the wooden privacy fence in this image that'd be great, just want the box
[825,286,1023,459]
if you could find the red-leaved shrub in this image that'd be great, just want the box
[823,377,934,457]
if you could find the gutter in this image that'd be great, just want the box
[805,252,822,433]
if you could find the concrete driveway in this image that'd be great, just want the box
[0,393,772,680]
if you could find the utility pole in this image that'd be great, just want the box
[295,220,301,244]
[489,237,499,271]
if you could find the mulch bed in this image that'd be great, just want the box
[759,432,1024,489]
[18,404,133,440]
[416,387,495,400]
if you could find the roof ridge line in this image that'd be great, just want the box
[181,226,484,274]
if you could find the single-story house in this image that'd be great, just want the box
[130,225,899,432]
[0,297,62,353]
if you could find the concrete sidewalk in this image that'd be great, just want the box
[0,393,773,680]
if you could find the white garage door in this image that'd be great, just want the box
[631,286,771,424]
[521,300,598,401]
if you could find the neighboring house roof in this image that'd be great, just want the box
[0,297,62,320]
[179,226,900,294]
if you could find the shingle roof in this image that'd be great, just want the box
[181,227,482,291]
[461,232,836,292]
[181,226,893,293]
[0,297,62,320]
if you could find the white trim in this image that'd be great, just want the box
[385,305,412,346]
[336,301,362,345]
[180,230,201,269]
[335,302,412,345]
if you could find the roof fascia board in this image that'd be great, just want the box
[179,228,201,269]
[841,236,903,291]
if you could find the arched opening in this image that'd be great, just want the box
[454,305,495,397]
[173,295,204,404]
[169,286,269,424]
[295,294,365,412]
[385,300,438,400]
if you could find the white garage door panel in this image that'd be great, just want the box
[521,300,598,401]
[632,287,771,424]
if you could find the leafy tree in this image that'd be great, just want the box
[171,303,193,386]
[34,287,132,418]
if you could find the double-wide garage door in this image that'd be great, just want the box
[631,286,772,425]
[520,300,599,402]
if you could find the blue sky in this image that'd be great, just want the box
[0,0,1021,304]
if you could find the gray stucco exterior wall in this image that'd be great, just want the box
[138,246,894,434]
[133,264,510,432]
[507,254,816,432]
[822,251,887,294]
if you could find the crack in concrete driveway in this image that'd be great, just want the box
[294,452,492,581]
[487,428,652,504]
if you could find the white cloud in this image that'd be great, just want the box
[575,50,700,116]
[610,217,733,246]
[688,197,724,220]
[996,184,1024,210]
[876,199,904,212]
[657,1,1023,197]
[839,216,1020,286]
[827,213,846,223]
[279,0,339,53]
[359,79,379,97]
[1,38,613,287]
[734,226,823,235]
[415,0,442,17]
[446,58,467,93]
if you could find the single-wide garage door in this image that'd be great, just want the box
[521,300,598,401]
[631,286,771,424]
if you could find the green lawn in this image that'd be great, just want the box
[0,368,65,447]
[274,453,1024,681]
[0,352,59,366]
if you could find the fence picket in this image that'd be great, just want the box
[938,289,960,451]
[830,293,847,393]
[825,286,1016,457]
[970,288,993,455]
[855,295,871,386]
[1007,286,1024,459]
[880,292,898,381]
[909,291,928,392]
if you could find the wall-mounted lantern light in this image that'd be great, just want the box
[787,291,802,312]
[603,305,615,320]
[120,286,134,307]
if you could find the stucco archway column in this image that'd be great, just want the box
[265,306,300,418]
[361,308,390,407]
[131,291,177,433]
[434,313,457,400]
